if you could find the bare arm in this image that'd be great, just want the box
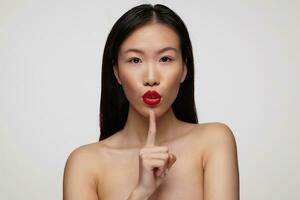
[63,147,99,200]
[203,123,240,200]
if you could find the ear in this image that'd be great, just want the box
[180,61,187,83]
[113,65,122,85]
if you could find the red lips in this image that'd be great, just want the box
[142,90,161,105]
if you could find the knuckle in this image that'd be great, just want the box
[140,148,149,154]
[141,154,148,159]
[139,151,144,156]
[164,154,169,159]
[162,146,169,152]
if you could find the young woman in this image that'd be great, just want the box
[63,3,239,200]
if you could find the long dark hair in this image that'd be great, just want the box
[99,4,198,141]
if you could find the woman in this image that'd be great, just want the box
[63,3,239,200]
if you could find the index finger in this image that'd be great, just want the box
[145,109,156,147]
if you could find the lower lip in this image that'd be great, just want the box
[143,97,161,105]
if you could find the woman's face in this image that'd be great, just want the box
[113,22,187,118]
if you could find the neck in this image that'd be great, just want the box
[121,105,182,147]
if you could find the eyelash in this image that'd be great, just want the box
[128,56,173,64]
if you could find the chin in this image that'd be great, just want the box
[131,102,171,120]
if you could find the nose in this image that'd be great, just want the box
[143,63,160,87]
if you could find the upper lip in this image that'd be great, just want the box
[143,90,161,99]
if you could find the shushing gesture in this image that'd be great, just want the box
[136,109,177,196]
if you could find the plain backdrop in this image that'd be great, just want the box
[1,0,299,199]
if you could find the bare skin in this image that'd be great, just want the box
[96,112,204,200]
[63,110,239,200]
[63,22,239,200]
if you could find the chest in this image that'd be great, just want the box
[97,147,204,200]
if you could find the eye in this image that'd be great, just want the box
[128,57,141,64]
[160,56,173,62]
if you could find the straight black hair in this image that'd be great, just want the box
[99,4,198,141]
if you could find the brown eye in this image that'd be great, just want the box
[129,57,141,64]
[160,56,173,62]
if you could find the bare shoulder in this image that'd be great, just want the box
[192,122,238,167]
[188,122,236,141]
[194,122,239,199]
[63,142,105,199]
[200,122,236,143]
[64,141,106,173]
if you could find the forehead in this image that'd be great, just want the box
[119,22,180,54]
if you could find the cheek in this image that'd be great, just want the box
[163,66,182,87]
[160,68,183,102]
[118,70,141,100]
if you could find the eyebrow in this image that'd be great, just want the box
[123,47,178,54]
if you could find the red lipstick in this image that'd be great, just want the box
[142,90,161,105]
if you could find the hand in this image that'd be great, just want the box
[136,109,177,195]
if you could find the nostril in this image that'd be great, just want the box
[143,81,159,86]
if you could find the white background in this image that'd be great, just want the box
[1,0,299,199]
